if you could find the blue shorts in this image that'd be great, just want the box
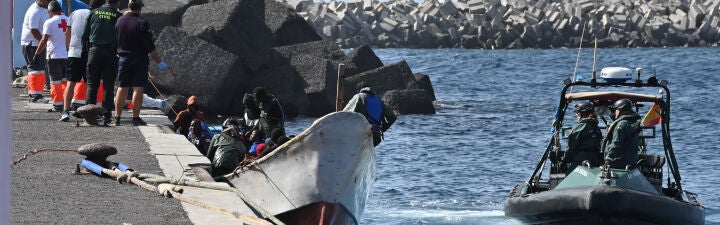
[117,55,149,88]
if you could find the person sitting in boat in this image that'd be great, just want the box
[343,82,397,146]
[247,128,267,157]
[173,96,208,137]
[188,119,212,155]
[206,118,248,178]
[563,101,603,174]
[601,99,642,169]
[254,87,285,138]
[259,128,287,157]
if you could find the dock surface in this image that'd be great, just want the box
[10,88,257,224]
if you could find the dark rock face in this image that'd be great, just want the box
[245,65,309,118]
[414,73,436,101]
[181,0,272,72]
[141,0,436,118]
[344,45,384,75]
[342,60,417,101]
[153,27,243,117]
[268,40,346,116]
[382,89,436,114]
[264,0,322,47]
[141,0,206,39]
[342,60,436,114]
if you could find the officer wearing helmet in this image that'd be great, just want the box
[206,118,248,178]
[601,99,642,169]
[563,101,603,174]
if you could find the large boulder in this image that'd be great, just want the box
[180,0,273,72]
[141,0,206,38]
[342,60,436,114]
[342,60,418,102]
[153,27,244,117]
[382,89,436,114]
[264,0,322,47]
[413,73,436,101]
[265,40,347,116]
[344,45,384,75]
[244,65,310,118]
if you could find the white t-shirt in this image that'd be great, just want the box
[68,9,90,58]
[21,2,49,46]
[42,15,70,59]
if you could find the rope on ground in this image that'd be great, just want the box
[147,71,178,115]
[97,169,273,224]
[139,173,285,225]
[157,184,273,225]
[102,169,157,192]
[11,148,78,166]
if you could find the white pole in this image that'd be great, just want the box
[0,0,12,223]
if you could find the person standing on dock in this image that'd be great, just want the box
[60,0,102,121]
[602,99,642,169]
[343,82,397,146]
[21,0,50,103]
[82,0,122,125]
[33,0,69,114]
[563,101,603,174]
[113,0,168,126]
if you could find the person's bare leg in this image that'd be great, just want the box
[115,87,130,118]
[63,81,76,111]
[131,86,144,117]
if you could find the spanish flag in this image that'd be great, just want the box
[642,103,662,126]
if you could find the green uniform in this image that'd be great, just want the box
[206,131,247,176]
[564,118,603,173]
[82,5,121,48]
[601,113,642,169]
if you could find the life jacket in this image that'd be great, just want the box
[360,93,382,131]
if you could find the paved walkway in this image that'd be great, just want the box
[10,87,260,224]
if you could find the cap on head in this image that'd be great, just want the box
[610,99,633,112]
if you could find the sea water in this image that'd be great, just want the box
[283,47,720,225]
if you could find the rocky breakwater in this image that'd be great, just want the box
[288,0,720,49]
[143,0,436,119]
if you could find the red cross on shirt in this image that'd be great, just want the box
[58,19,68,32]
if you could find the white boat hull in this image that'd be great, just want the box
[228,112,377,225]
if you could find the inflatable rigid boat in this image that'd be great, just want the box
[504,70,705,225]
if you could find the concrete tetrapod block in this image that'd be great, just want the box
[181,0,272,72]
[342,60,418,103]
[154,27,243,117]
[246,64,311,117]
[141,0,206,39]
[381,89,436,114]
[344,45,384,76]
[413,73,436,101]
[264,0,322,47]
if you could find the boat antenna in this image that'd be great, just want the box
[591,37,598,86]
[570,22,587,92]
